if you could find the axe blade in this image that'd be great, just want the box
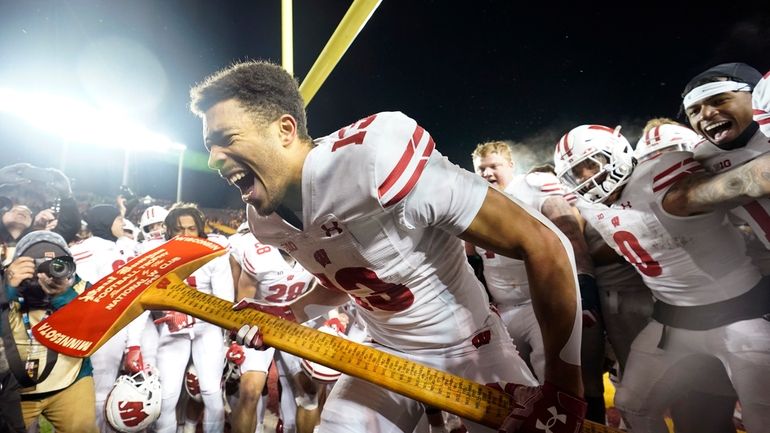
[32,236,225,357]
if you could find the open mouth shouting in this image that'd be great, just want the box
[224,167,259,205]
[702,120,733,144]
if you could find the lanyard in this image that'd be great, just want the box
[18,296,51,344]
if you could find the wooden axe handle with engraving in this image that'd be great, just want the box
[32,237,618,432]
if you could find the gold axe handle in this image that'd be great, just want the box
[140,281,619,433]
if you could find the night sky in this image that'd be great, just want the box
[1,0,768,209]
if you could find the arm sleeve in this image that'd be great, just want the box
[211,256,235,302]
[399,153,488,235]
[125,311,151,347]
[650,150,705,201]
[525,172,567,211]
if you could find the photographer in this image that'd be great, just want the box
[2,231,97,432]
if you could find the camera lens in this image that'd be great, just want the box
[50,259,65,273]
[36,256,76,280]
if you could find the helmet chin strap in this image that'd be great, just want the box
[712,122,759,150]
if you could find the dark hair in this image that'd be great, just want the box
[190,60,310,140]
[164,202,206,240]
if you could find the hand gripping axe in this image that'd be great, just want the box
[33,236,618,432]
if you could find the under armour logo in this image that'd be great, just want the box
[321,221,343,237]
[611,216,620,227]
[118,401,149,427]
[314,249,332,267]
[619,201,632,209]
[535,406,567,433]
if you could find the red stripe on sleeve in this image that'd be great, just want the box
[378,126,424,198]
[652,158,695,182]
[382,137,435,207]
[744,202,770,242]
[243,255,257,275]
[652,166,703,193]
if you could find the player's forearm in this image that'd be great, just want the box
[524,227,584,396]
[670,152,770,215]
[541,197,594,275]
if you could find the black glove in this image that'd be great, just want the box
[577,274,602,328]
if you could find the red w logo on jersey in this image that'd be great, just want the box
[118,401,149,427]
[314,249,332,268]
[611,216,621,227]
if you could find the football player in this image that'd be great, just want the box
[683,63,770,273]
[467,140,606,423]
[147,203,234,433]
[192,60,586,433]
[227,230,317,433]
[69,204,131,433]
[554,123,770,432]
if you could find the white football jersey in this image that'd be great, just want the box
[578,151,761,306]
[693,129,770,250]
[476,173,564,305]
[248,112,491,350]
[237,232,315,304]
[70,236,123,285]
[753,70,770,137]
[580,206,650,291]
[187,253,233,300]
[115,236,137,263]
[135,238,166,256]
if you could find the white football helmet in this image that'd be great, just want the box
[105,367,161,433]
[139,206,168,240]
[634,124,701,163]
[184,363,203,402]
[122,218,137,239]
[553,124,635,203]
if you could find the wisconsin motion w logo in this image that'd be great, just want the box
[118,401,149,427]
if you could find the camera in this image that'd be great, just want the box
[33,256,76,280]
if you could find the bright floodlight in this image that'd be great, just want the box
[0,87,185,153]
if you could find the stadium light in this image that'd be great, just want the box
[0,87,186,200]
[0,88,185,152]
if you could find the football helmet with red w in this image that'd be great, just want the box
[105,367,161,432]
[554,124,634,203]
[139,205,168,240]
